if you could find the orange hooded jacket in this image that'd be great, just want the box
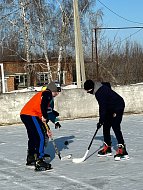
[20,91,44,119]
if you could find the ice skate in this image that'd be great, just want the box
[114,144,129,161]
[35,158,52,171]
[26,154,35,166]
[98,142,112,157]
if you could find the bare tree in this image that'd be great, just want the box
[31,0,53,82]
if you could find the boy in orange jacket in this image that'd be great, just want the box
[20,82,61,171]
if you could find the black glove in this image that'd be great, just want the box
[55,122,61,129]
[97,122,103,130]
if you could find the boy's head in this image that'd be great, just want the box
[47,81,61,97]
[84,80,94,94]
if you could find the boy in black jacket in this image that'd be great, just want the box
[84,80,129,161]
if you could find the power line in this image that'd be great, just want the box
[92,26,143,70]
[119,28,143,44]
[97,0,143,25]
[93,26,143,30]
[93,27,143,44]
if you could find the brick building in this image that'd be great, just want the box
[0,60,73,92]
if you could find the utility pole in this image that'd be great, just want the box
[94,28,99,80]
[92,28,99,80]
[73,0,86,88]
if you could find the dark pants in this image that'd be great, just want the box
[20,114,46,159]
[103,109,125,146]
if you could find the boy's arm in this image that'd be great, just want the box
[95,88,108,124]
[41,90,60,126]
[41,90,52,120]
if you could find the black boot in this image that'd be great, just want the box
[35,158,52,171]
[26,154,35,166]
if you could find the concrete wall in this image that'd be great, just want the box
[0,84,143,125]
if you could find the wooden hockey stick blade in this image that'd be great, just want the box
[72,150,89,163]
[44,123,72,161]
[51,139,72,161]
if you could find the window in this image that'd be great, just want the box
[15,73,27,87]
[37,72,49,86]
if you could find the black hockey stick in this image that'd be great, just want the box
[44,122,72,161]
[72,128,99,163]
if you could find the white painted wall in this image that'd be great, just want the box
[0,84,143,125]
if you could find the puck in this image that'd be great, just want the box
[64,141,69,145]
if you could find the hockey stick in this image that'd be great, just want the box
[44,123,72,161]
[72,128,99,163]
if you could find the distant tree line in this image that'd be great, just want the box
[85,39,143,85]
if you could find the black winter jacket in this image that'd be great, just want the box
[94,83,125,124]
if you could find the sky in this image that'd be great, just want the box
[95,0,143,45]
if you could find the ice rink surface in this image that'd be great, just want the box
[0,114,143,190]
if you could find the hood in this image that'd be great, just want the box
[93,82,102,94]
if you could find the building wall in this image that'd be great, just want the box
[7,76,15,92]
[4,61,25,75]
[0,84,143,125]
[2,61,73,92]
